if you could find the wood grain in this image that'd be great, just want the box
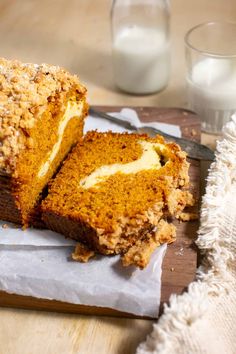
[0,106,200,318]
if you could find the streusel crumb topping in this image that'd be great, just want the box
[0,57,86,174]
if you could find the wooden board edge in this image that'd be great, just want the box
[0,291,154,320]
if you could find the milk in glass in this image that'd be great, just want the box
[113,26,170,94]
[187,58,236,133]
[111,0,170,95]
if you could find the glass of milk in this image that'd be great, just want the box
[111,0,170,95]
[185,22,236,134]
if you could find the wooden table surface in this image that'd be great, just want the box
[0,1,235,353]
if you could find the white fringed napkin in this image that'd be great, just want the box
[137,116,236,354]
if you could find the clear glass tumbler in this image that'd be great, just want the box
[185,22,236,134]
[111,0,170,95]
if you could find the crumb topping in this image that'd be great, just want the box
[0,57,86,174]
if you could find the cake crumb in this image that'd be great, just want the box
[72,242,95,263]
[122,220,176,269]
[170,267,175,272]
[179,212,198,221]
[2,223,9,229]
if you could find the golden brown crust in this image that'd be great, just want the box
[0,173,22,224]
[0,57,86,174]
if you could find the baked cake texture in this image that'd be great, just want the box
[0,57,88,227]
[42,131,194,268]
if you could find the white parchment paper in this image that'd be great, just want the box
[0,245,166,317]
[0,221,76,247]
[0,109,180,317]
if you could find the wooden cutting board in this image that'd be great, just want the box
[0,106,200,319]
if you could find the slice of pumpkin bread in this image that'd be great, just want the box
[41,131,194,268]
[0,57,88,227]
